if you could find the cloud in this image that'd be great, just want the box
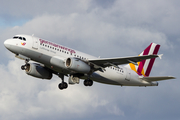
[0,58,127,120]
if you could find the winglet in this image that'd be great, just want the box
[158,54,163,59]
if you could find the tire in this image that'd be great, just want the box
[63,82,68,89]
[89,80,93,86]
[84,80,88,86]
[58,83,64,90]
[21,65,25,70]
[84,79,93,86]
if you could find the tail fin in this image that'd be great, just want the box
[129,43,160,77]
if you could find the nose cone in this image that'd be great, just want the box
[4,39,11,50]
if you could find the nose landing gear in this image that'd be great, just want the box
[21,65,26,70]
[21,59,30,70]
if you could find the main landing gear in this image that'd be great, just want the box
[58,74,68,90]
[58,82,68,90]
[84,79,93,86]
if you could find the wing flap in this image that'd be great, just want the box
[140,76,176,82]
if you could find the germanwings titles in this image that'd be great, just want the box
[4,35,175,90]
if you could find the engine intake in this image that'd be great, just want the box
[25,63,52,80]
[65,58,90,73]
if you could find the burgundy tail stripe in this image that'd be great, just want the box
[137,43,152,75]
[145,45,160,76]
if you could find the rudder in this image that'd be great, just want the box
[129,43,160,77]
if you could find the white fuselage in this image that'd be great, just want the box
[4,34,158,87]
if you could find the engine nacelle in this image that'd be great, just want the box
[65,58,90,73]
[25,63,52,80]
[50,56,66,69]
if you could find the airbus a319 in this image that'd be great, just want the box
[4,35,175,90]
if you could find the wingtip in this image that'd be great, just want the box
[169,76,176,79]
[158,54,163,59]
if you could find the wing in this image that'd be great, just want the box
[88,54,159,69]
[140,76,176,82]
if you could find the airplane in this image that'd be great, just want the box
[4,34,175,90]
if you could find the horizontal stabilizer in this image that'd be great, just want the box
[140,76,176,82]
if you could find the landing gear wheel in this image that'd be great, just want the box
[21,59,30,70]
[84,80,88,86]
[58,82,68,90]
[58,83,64,90]
[63,82,68,89]
[84,79,93,86]
[21,65,26,70]
[88,80,93,86]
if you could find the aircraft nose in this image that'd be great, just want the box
[4,39,11,49]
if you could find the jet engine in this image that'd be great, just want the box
[25,63,52,79]
[65,58,90,73]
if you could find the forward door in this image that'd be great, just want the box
[32,37,38,49]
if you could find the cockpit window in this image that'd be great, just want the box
[13,36,26,41]
[13,36,19,39]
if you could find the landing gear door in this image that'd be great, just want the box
[32,37,38,49]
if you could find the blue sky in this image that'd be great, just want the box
[0,17,28,28]
[0,0,180,120]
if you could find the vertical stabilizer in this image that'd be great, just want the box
[129,43,160,77]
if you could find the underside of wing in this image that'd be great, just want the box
[140,76,176,82]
